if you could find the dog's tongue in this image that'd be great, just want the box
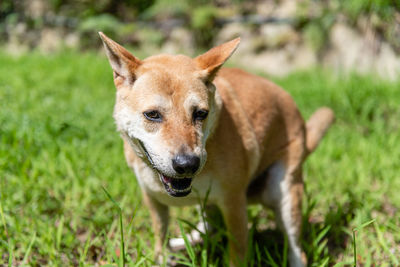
[162,174,171,183]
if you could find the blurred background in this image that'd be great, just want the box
[1,0,400,78]
[1,1,400,266]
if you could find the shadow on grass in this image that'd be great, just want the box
[250,189,359,266]
[175,189,360,266]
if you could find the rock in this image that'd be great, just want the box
[215,22,254,55]
[23,0,49,19]
[237,49,293,77]
[161,27,195,55]
[259,24,300,49]
[6,23,29,55]
[274,0,299,18]
[292,43,317,69]
[38,28,64,53]
[254,1,276,17]
[134,27,164,55]
[233,42,317,77]
[325,22,400,80]
[216,22,250,43]
[328,23,365,71]
[65,33,80,49]
[376,43,400,81]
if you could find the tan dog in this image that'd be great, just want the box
[99,32,334,266]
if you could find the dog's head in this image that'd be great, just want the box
[99,32,239,197]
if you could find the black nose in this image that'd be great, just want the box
[172,154,200,175]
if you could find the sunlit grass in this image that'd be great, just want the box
[0,50,399,266]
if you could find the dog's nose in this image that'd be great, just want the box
[172,154,200,175]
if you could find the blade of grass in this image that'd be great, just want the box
[105,232,119,264]
[320,257,329,267]
[8,240,14,267]
[133,257,146,267]
[282,235,288,267]
[201,249,207,267]
[333,261,354,267]
[264,247,279,267]
[374,221,399,265]
[194,181,212,250]
[0,198,8,238]
[21,231,36,266]
[122,203,139,260]
[102,186,125,267]
[255,244,261,266]
[56,215,64,251]
[178,220,196,266]
[314,225,331,246]
[79,228,93,266]
[352,219,376,267]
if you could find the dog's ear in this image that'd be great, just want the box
[99,32,141,87]
[195,38,240,81]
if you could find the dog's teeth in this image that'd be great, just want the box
[171,186,192,193]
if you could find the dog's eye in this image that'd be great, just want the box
[143,110,162,122]
[193,109,208,121]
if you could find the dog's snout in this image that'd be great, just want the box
[172,154,200,175]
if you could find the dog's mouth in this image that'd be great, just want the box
[136,139,193,197]
[159,174,193,197]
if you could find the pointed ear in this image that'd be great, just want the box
[99,32,142,87]
[194,38,240,81]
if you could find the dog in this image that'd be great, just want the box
[99,32,334,266]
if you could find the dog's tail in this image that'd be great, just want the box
[305,107,335,156]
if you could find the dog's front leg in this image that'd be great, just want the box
[142,191,169,264]
[220,193,248,266]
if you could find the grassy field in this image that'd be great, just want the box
[0,50,399,266]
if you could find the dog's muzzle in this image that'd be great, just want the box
[136,139,194,197]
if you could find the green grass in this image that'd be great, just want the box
[1,50,399,266]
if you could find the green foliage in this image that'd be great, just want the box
[135,27,164,47]
[303,22,326,52]
[336,0,399,21]
[298,0,400,53]
[0,0,14,18]
[141,0,191,19]
[302,9,335,52]
[142,0,219,47]
[191,5,219,47]
[1,51,400,265]
[48,0,155,19]
[79,14,123,35]
[3,0,400,51]
[191,5,218,30]
[125,0,157,14]
[78,15,140,48]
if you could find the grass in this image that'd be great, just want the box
[0,50,399,266]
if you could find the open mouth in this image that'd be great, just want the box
[135,139,193,197]
[159,174,193,197]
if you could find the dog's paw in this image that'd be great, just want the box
[169,221,206,251]
[168,230,203,251]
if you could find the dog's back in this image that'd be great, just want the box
[214,67,307,177]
